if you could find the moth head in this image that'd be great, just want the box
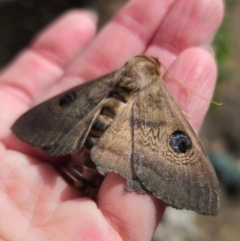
[127,55,161,76]
[119,55,161,91]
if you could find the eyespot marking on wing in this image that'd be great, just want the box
[170,131,192,153]
[59,92,77,108]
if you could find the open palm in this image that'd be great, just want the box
[0,0,223,240]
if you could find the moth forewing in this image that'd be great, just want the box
[11,55,220,216]
[11,68,122,155]
[132,76,219,216]
[90,56,220,216]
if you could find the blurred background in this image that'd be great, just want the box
[0,0,239,240]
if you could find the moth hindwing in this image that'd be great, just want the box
[11,55,220,216]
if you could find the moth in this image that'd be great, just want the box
[12,55,220,215]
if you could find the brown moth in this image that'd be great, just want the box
[11,55,220,215]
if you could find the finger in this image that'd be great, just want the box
[52,0,176,93]
[163,47,217,132]
[32,10,98,68]
[48,0,223,98]
[1,10,97,103]
[146,0,224,66]
[98,173,165,241]
[0,10,97,140]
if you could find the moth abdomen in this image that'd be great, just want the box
[64,93,130,196]
[84,136,99,150]
[92,115,113,133]
[100,107,116,119]
[108,85,133,102]
[85,94,128,151]
[84,115,113,151]
[108,91,127,103]
[83,88,131,156]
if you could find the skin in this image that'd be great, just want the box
[0,0,224,240]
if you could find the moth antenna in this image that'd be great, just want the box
[160,63,222,106]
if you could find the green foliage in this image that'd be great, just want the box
[213,0,238,82]
[213,14,231,81]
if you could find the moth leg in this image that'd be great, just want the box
[58,152,104,199]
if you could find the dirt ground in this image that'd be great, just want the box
[1,1,240,241]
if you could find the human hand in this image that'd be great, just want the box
[0,0,223,240]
